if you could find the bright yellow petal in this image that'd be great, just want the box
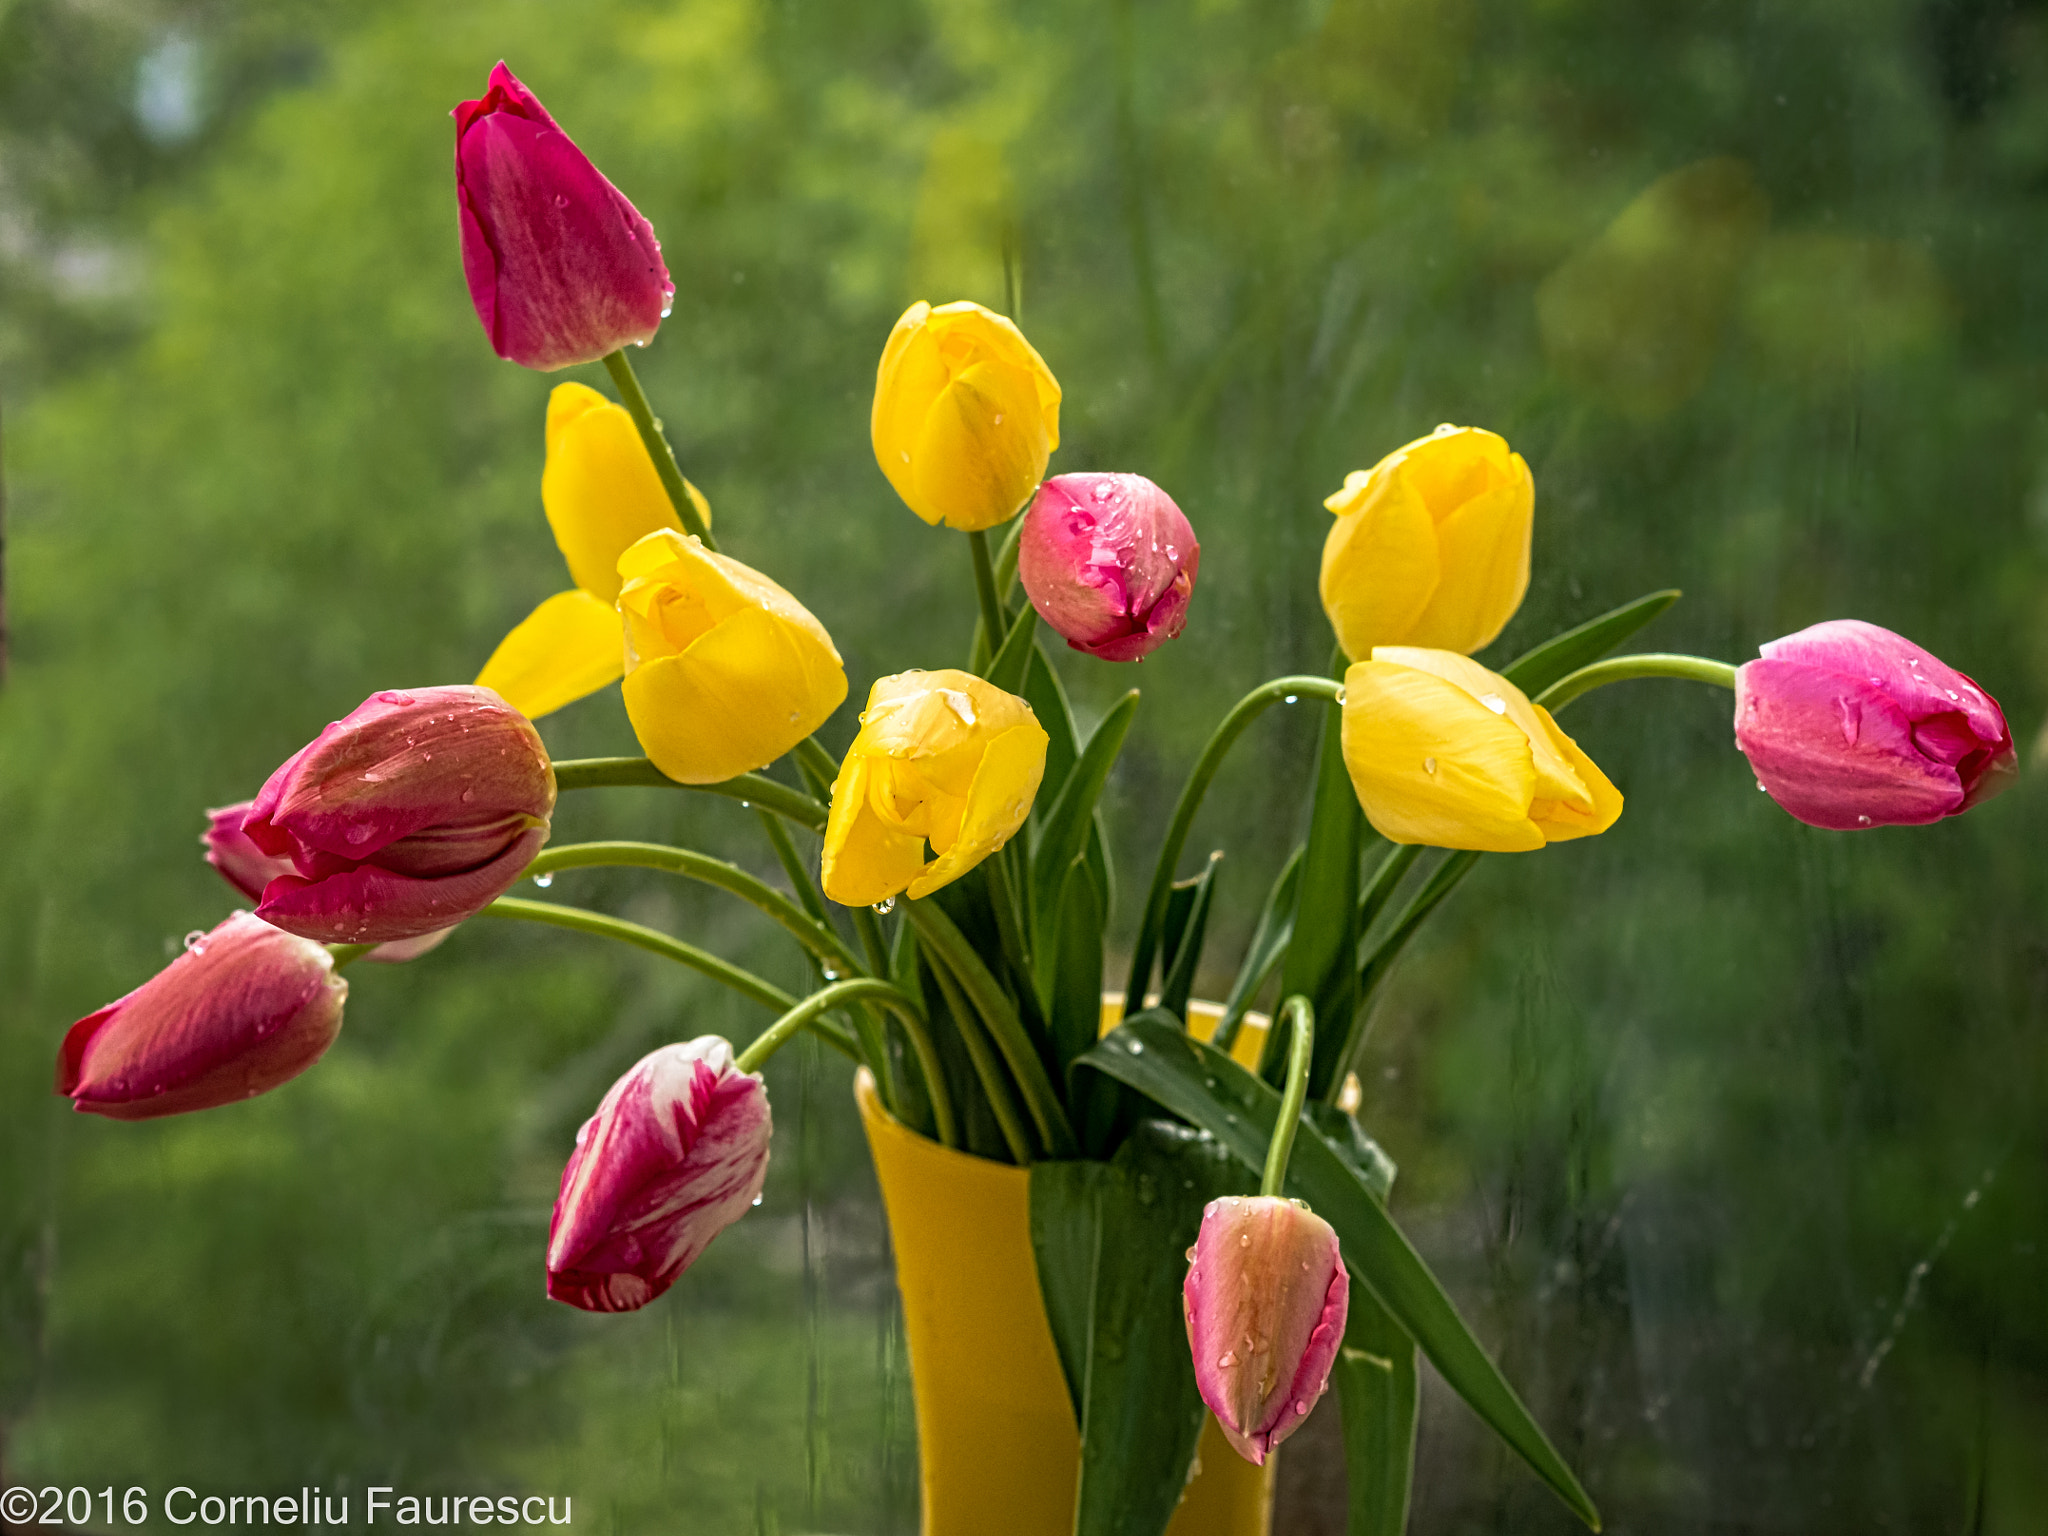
[1340,659,1543,851]
[872,304,945,519]
[1389,426,1516,518]
[823,756,929,907]
[543,383,684,604]
[1319,474,1439,660]
[909,365,1049,531]
[623,606,848,785]
[1527,705,1624,842]
[1372,647,1589,810]
[474,589,623,720]
[927,300,1061,452]
[909,719,1049,899]
[1403,459,1533,654]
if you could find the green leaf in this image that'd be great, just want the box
[1158,853,1221,1022]
[1335,1280,1419,1536]
[986,603,1041,693]
[1029,1122,1249,1536]
[1270,697,1363,1094]
[1500,588,1680,699]
[1213,844,1304,1053]
[1030,690,1140,932]
[1024,642,1083,808]
[1046,862,1107,1077]
[1073,1017,1602,1532]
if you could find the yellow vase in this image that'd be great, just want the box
[856,998,1276,1536]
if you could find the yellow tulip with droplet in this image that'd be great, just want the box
[1340,647,1621,851]
[617,530,847,785]
[822,669,1048,906]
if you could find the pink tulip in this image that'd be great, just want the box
[546,1037,772,1313]
[241,686,554,945]
[57,912,347,1121]
[1017,473,1200,662]
[453,62,673,370]
[1735,620,2016,830]
[1183,1195,1349,1466]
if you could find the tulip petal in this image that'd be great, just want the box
[475,589,625,720]
[1373,647,1591,812]
[822,757,931,908]
[908,720,1048,899]
[1404,471,1533,654]
[257,820,549,944]
[911,365,1050,532]
[542,382,692,603]
[1736,659,1963,829]
[1526,706,1624,842]
[1319,474,1439,662]
[1341,661,1544,851]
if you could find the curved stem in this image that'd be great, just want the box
[1261,995,1315,1198]
[794,735,842,793]
[906,898,1076,1158]
[735,977,921,1074]
[756,808,831,927]
[326,943,376,970]
[481,896,795,1013]
[551,757,828,831]
[602,349,715,548]
[1124,675,1345,1006]
[1536,653,1737,714]
[926,952,1035,1164]
[524,841,864,979]
[968,528,1008,654]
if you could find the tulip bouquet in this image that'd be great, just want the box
[56,61,2021,1536]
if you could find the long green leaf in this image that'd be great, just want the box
[986,603,1041,692]
[1270,693,1363,1095]
[1213,846,1304,1053]
[1500,588,1680,698]
[1073,1017,1601,1531]
[1335,1280,1420,1536]
[1158,853,1222,1022]
[1023,643,1083,807]
[1030,690,1140,928]
[1030,1123,1248,1536]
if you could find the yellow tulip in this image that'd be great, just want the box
[821,669,1049,906]
[1319,425,1532,661]
[871,301,1062,532]
[617,530,848,785]
[475,382,712,719]
[1340,647,1621,852]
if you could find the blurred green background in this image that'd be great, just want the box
[4,0,2046,1530]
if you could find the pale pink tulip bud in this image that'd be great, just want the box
[242,686,554,945]
[453,62,674,370]
[1735,620,2016,830]
[1017,472,1200,662]
[546,1037,772,1313]
[1182,1195,1349,1466]
[57,912,347,1121]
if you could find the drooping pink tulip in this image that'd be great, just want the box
[453,62,673,370]
[57,912,347,1121]
[1735,620,2016,830]
[241,686,554,945]
[546,1037,772,1313]
[1182,1195,1349,1466]
[1017,472,1200,662]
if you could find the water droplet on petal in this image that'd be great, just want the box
[1857,814,1872,825]
[1239,1233,1251,1248]
[1480,693,1507,714]
[1295,1400,1309,1416]
[183,930,207,951]
[751,1194,764,1207]
[1424,756,1437,776]
[1218,1351,1237,1368]
[872,896,897,915]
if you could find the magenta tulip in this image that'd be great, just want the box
[57,912,347,1121]
[1182,1195,1349,1466]
[1735,620,2016,830]
[453,62,673,370]
[241,686,554,945]
[546,1037,772,1313]
[1017,472,1200,662]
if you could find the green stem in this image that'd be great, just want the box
[1535,653,1737,714]
[757,808,832,928]
[1358,843,1423,937]
[326,943,376,970]
[905,899,1077,1157]
[734,978,924,1075]
[523,841,863,979]
[481,896,796,1015]
[850,903,892,979]
[1260,995,1315,1198]
[1124,675,1345,1006]
[865,981,960,1150]
[968,528,1007,655]
[926,951,1035,1163]
[992,516,1025,607]
[602,349,715,548]
[551,757,827,831]
[794,735,842,793]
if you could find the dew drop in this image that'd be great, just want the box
[1424,756,1437,776]
[1857,814,1872,825]
[1184,1245,1198,1262]
[992,413,1004,425]
[1283,694,1298,705]
[739,800,751,810]
[872,896,897,915]
[1239,1233,1251,1248]
[1218,1351,1237,1369]
[460,787,476,803]
[1479,693,1507,714]
[532,873,554,889]
[183,930,208,951]
[1334,686,1346,704]
[1128,1040,1145,1055]
[752,1194,764,1207]
[1295,1400,1309,1416]
[1946,689,1959,700]
[821,966,841,981]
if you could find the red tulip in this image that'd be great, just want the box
[547,1037,772,1313]
[1017,473,1199,661]
[453,62,673,370]
[1182,1195,1349,1466]
[58,912,346,1121]
[241,686,553,945]
[1735,620,2016,829]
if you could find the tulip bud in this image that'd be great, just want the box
[57,912,347,1121]
[1320,425,1533,661]
[1183,1195,1349,1466]
[453,62,673,370]
[1734,619,2016,829]
[1016,473,1200,662]
[1341,647,1623,851]
[871,301,1062,532]
[821,669,1049,907]
[616,530,849,784]
[546,1037,772,1313]
[242,686,554,945]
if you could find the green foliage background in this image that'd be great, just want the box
[3,0,2045,1530]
